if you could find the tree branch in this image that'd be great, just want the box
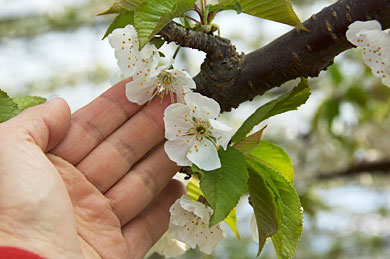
[317,159,390,179]
[160,0,390,112]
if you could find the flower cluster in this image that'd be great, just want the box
[346,20,390,86]
[169,195,226,254]
[109,25,233,255]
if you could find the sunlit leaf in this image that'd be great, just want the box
[220,0,306,30]
[0,90,20,123]
[232,78,310,143]
[200,147,248,226]
[234,125,267,154]
[102,12,134,39]
[99,0,146,15]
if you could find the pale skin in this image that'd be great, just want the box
[0,78,185,259]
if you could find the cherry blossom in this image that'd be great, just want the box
[108,24,159,78]
[146,231,189,258]
[346,20,390,86]
[169,195,226,254]
[125,65,196,105]
[164,92,233,171]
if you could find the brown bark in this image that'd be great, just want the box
[159,0,390,112]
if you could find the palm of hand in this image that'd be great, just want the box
[0,80,183,259]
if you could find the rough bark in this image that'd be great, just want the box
[159,0,390,112]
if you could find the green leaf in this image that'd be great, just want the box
[208,2,242,14]
[220,0,306,30]
[134,0,196,48]
[249,141,294,183]
[12,96,46,111]
[232,78,310,143]
[200,147,248,226]
[0,90,20,123]
[225,207,241,239]
[99,0,147,15]
[247,157,303,259]
[247,162,279,255]
[233,125,266,154]
[102,13,135,40]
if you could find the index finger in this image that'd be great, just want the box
[51,78,141,164]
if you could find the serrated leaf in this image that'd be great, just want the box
[12,96,46,111]
[247,156,303,259]
[200,147,248,226]
[220,0,306,30]
[247,162,279,255]
[186,177,203,201]
[134,0,196,48]
[99,0,146,15]
[249,141,294,183]
[0,90,20,122]
[102,13,135,40]
[232,78,310,143]
[225,207,240,239]
[234,125,267,154]
[208,2,242,14]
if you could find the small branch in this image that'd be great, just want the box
[317,159,390,180]
[159,22,244,104]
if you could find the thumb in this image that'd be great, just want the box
[2,98,71,152]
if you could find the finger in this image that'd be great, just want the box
[122,180,185,259]
[76,97,171,192]
[0,98,71,152]
[106,144,179,225]
[51,78,141,164]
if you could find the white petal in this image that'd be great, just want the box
[186,138,221,171]
[108,25,138,49]
[184,92,220,119]
[125,77,156,105]
[168,70,196,103]
[209,119,233,149]
[163,103,193,139]
[179,195,211,220]
[146,231,189,258]
[164,138,194,167]
[346,20,382,46]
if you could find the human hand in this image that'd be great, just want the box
[0,79,184,259]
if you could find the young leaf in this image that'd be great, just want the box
[225,207,240,239]
[186,177,203,201]
[219,0,306,30]
[134,0,196,48]
[12,96,46,111]
[102,12,135,39]
[199,147,248,226]
[232,78,310,143]
[249,141,294,183]
[99,0,147,15]
[233,125,267,154]
[0,90,20,123]
[247,162,279,255]
[247,157,303,259]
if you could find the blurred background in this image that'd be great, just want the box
[1,0,389,258]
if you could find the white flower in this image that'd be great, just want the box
[164,92,233,171]
[146,231,190,258]
[108,24,159,78]
[169,195,226,254]
[346,20,390,86]
[125,65,196,105]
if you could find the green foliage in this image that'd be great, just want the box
[232,78,311,144]
[134,0,196,48]
[102,13,134,39]
[0,90,46,123]
[12,96,46,111]
[249,141,294,183]
[199,147,248,226]
[225,207,241,239]
[247,157,303,259]
[100,0,147,15]
[186,178,203,201]
[247,162,279,255]
[219,0,305,30]
[0,90,20,123]
[234,125,266,154]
